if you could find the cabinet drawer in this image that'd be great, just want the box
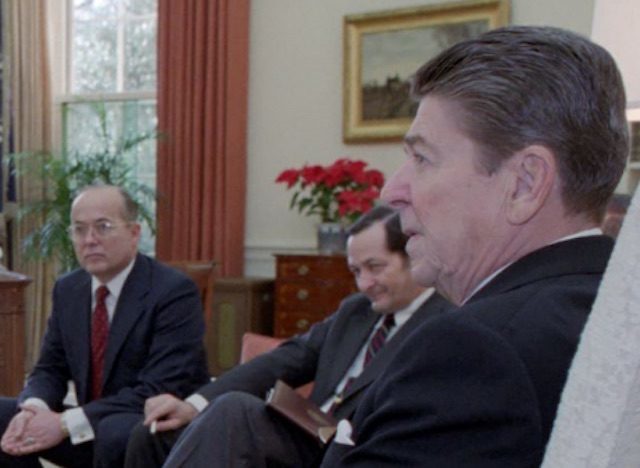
[275,281,353,311]
[273,253,357,338]
[276,255,352,280]
[274,311,327,336]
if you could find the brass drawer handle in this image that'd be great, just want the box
[297,264,310,276]
[296,289,309,300]
[296,318,310,330]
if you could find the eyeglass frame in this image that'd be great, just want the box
[68,220,134,241]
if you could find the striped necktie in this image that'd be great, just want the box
[328,313,396,414]
[364,313,396,366]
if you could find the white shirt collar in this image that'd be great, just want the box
[91,256,137,303]
[388,287,435,332]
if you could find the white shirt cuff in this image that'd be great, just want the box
[334,419,355,446]
[185,394,209,413]
[64,407,95,445]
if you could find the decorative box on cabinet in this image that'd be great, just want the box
[206,277,274,376]
[273,253,357,338]
[0,270,31,396]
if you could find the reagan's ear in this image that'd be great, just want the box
[506,145,556,225]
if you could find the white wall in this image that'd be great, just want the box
[244,0,595,277]
[591,0,640,193]
[592,0,640,104]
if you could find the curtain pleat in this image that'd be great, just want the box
[5,0,56,368]
[156,0,248,276]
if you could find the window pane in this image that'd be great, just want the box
[124,0,156,15]
[73,19,117,92]
[74,0,118,21]
[73,0,157,93]
[125,17,157,91]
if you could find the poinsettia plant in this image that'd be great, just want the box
[275,158,385,223]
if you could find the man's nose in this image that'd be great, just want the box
[381,160,411,209]
[79,227,101,243]
[357,272,376,292]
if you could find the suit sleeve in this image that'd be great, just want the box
[322,315,544,468]
[197,306,339,402]
[18,281,73,407]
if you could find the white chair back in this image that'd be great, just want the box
[543,186,640,467]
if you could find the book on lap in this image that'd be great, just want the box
[266,380,337,444]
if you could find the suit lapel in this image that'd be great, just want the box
[102,254,150,388]
[313,305,379,401]
[71,274,93,403]
[345,292,451,399]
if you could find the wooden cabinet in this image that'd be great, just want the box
[0,270,31,396]
[273,253,357,337]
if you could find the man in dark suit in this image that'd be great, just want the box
[124,205,450,467]
[0,184,209,468]
[320,26,628,467]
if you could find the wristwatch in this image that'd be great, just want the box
[60,412,70,437]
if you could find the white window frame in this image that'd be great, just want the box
[52,0,157,135]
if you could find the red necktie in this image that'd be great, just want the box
[91,285,110,400]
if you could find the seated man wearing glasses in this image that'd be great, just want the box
[0,184,209,468]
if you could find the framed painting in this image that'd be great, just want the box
[343,0,510,143]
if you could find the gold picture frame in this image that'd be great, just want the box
[343,0,510,143]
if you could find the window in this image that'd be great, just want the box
[63,0,158,253]
[71,0,156,93]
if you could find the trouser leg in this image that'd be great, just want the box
[93,412,142,468]
[164,391,323,468]
[124,421,184,468]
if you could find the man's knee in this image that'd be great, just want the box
[0,397,19,434]
[127,421,152,454]
[209,391,264,418]
[94,413,142,466]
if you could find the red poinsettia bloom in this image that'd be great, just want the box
[337,187,380,218]
[300,165,325,185]
[275,168,300,189]
[275,158,385,222]
[364,169,385,187]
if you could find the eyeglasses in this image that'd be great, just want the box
[68,221,129,240]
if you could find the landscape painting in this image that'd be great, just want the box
[343,1,510,143]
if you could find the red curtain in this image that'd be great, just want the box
[156,0,249,276]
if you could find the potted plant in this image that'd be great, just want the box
[275,158,385,253]
[7,105,157,273]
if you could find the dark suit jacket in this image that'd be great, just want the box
[20,253,210,429]
[198,291,451,420]
[321,236,613,467]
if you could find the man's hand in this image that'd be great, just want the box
[1,406,35,454]
[144,394,198,432]
[0,405,66,456]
